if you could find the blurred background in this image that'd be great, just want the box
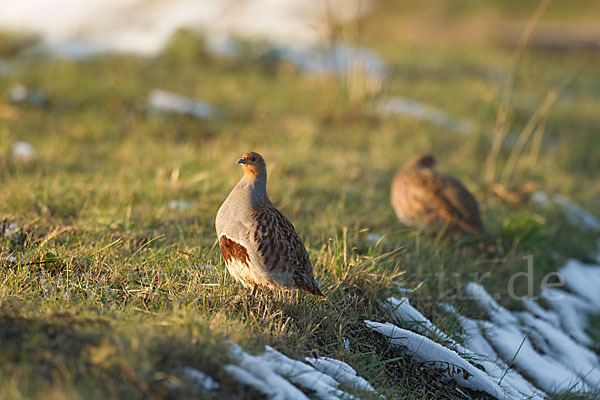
[0,0,599,242]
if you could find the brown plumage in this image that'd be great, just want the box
[391,154,486,235]
[215,152,324,296]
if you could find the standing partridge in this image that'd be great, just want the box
[215,152,324,296]
[391,154,486,235]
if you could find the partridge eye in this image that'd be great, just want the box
[251,157,256,162]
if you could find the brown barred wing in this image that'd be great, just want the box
[251,205,323,296]
[413,169,485,235]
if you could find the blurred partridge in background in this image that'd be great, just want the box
[215,152,324,297]
[391,154,486,235]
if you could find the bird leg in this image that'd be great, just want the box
[251,285,258,297]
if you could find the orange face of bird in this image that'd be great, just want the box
[237,152,266,179]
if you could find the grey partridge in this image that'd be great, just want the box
[391,154,486,235]
[215,152,324,296]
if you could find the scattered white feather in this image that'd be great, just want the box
[179,367,219,392]
[148,90,216,120]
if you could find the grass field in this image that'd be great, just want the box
[1,1,599,398]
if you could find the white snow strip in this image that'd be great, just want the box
[226,345,310,400]
[224,364,299,398]
[541,287,594,346]
[517,312,600,389]
[521,297,561,327]
[383,297,452,342]
[167,200,195,210]
[148,90,216,120]
[342,337,351,350]
[12,141,35,160]
[226,344,374,400]
[3,223,19,236]
[179,367,220,392]
[1,255,17,264]
[9,83,47,106]
[440,304,545,400]
[376,96,477,134]
[270,43,386,80]
[0,0,372,57]
[260,346,358,400]
[365,320,512,399]
[466,282,595,393]
[464,283,519,325]
[531,191,600,230]
[305,357,375,393]
[478,318,588,393]
[559,259,600,308]
[367,233,382,243]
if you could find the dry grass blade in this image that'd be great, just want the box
[485,0,552,183]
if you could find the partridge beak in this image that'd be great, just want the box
[237,157,247,164]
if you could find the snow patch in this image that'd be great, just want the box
[531,191,599,230]
[385,254,600,398]
[377,96,477,134]
[365,320,510,399]
[3,222,20,236]
[0,0,372,57]
[148,90,216,120]
[383,297,452,342]
[305,357,376,393]
[167,200,195,210]
[179,367,219,392]
[267,43,386,80]
[367,233,382,243]
[9,83,47,106]
[12,141,35,160]
[465,282,600,393]
[226,344,375,399]
[2,255,17,264]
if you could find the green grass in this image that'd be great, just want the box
[1,2,600,398]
